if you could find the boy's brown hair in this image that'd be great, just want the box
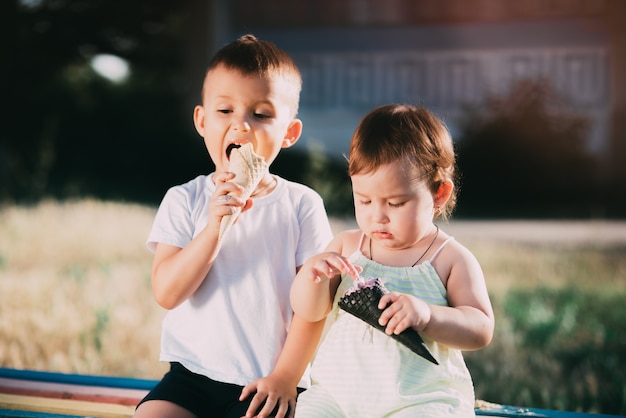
[348,104,458,220]
[203,34,302,116]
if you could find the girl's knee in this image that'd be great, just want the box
[295,386,344,418]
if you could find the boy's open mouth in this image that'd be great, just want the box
[226,143,241,159]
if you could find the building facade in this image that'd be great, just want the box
[201,0,623,178]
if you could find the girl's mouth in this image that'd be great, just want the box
[373,231,392,239]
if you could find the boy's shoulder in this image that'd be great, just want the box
[161,174,213,206]
[277,176,323,201]
[167,174,212,194]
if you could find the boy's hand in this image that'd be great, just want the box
[210,172,253,230]
[239,373,296,418]
[378,292,432,335]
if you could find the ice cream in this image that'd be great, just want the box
[218,143,269,242]
[338,277,439,365]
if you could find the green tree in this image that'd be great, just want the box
[1,0,207,203]
[456,79,599,218]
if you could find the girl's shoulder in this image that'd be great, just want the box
[431,229,482,285]
[332,229,364,256]
[432,228,484,285]
[435,228,475,259]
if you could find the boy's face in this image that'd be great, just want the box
[351,162,437,251]
[193,64,302,174]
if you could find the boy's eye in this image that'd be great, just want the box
[358,200,371,205]
[389,201,406,208]
[218,109,231,114]
[253,112,271,119]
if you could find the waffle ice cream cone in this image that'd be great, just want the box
[338,278,439,365]
[218,143,269,242]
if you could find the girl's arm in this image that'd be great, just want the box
[433,243,494,349]
[239,232,360,416]
[380,242,495,351]
[290,232,361,322]
[239,315,326,418]
[241,232,361,418]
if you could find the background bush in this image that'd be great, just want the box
[455,79,604,219]
[3,2,624,218]
[466,286,626,415]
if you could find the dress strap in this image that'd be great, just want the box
[357,232,367,254]
[428,236,455,263]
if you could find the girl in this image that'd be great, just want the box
[290,104,494,417]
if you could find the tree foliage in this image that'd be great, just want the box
[2,3,620,218]
[467,287,626,415]
[1,0,206,204]
[455,79,600,218]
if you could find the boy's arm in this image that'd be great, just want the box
[240,315,326,418]
[151,173,251,309]
[150,227,220,309]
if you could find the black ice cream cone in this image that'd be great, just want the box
[338,279,439,365]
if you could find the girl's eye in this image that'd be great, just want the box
[218,109,231,114]
[389,201,406,208]
[358,200,371,205]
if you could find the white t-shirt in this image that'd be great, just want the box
[147,174,333,388]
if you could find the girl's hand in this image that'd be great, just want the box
[378,292,431,335]
[304,252,362,284]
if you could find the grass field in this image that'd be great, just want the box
[1,199,625,413]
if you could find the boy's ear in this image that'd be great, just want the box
[282,119,303,149]
[193,105,205,136]
[434,179,453,207]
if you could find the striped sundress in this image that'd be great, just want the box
[295,235,476,418]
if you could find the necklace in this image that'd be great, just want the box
[250,176,277,198]
[369,225,439,267]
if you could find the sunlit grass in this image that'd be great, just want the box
[1,200,625,414]
[0,199,167,378]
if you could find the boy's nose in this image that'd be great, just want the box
[233,119,251,132]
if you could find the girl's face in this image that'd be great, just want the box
[193,64,302,174]
[351,162,437,254]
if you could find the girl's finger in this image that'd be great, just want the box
[378,293,396,309]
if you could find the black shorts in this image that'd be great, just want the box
[137,362,304,418]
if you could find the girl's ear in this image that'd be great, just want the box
[434,179,453,207]
[282,119,303,149]
[193,105,205,137]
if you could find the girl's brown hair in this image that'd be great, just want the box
[348,104,458,220]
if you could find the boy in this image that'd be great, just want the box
[134,34,332,418]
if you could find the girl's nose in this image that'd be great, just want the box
[372,204,389,223]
